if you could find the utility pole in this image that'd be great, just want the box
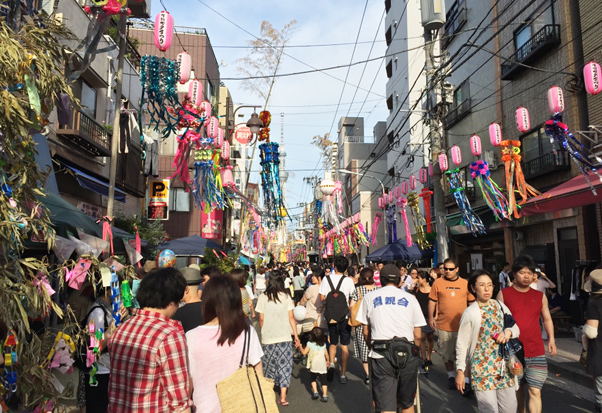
[424,29,449,263]
[106,14,127,218]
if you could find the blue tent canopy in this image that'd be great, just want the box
[160,235,222,256]
[365,239,433,262]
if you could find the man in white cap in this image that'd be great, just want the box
[172,266,204,333]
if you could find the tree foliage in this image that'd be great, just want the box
[113,214,167,259]
[311,133,334,169]
[236,20,297,101]
[200,248,236,275]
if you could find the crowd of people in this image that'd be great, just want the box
[67,253,602,413]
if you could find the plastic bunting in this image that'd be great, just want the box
[319,215,370,255]
[386,204,397,244]
[500,140,540,218]
[445,169,486,236]
[544,113,602,195]
[370,212,383,246]
[407,192,431,248]
[259,142,287,226]
[418,188,433,233]
[396,197,412,247]
[193,148,224,212]
[470,160,510,220]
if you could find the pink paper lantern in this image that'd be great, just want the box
[221,141,230,160]
[516,107,530,133]
[584,61,602,95]
[188,80,203,107]
[214,128,224,148]
[428,163,433,177]
[439,153,449,172]
[177,52,191,84]
[200,101,212,118]
[451,146,462,166]
[409,174,417,190]
[378,197,383,209]
[547,86,565,113]
[220,167,235,188]
[419,168,428,184]
[394,186,401,198]
[388,192,394,204]
[470,135,482,156]
[206,116,219,139]
[153,11,173,52]
[401,181,409,195]
[489,123,502,146]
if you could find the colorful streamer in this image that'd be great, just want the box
[407,192,431,248]
[445,169,486,236]
[470,160,510,220]
[500,140,540,218]
[396,197,412,247]
[370,212,383,246]
[418,188,433,233]
[259,142,287,226]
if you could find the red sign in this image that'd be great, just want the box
[234,124,253,145]
[201,209,223,239]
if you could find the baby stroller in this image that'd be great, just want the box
[292,317,316,366]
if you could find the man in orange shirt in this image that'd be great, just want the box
[428,258,475,394]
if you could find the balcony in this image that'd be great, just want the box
[522,151,570,180]
[445,97,471,128]
[57,110,111,156]
[116,142,145,197]
[501,25,561,80]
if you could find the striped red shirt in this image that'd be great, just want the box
[108,310,192,412]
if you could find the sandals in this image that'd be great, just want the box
[278,399,290,406]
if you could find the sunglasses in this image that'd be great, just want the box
[444,267,456,271]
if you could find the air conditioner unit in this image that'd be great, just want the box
[484,150,498,170]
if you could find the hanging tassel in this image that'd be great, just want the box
[445,170,487,236]
[470,161,509,220]
[500,140,540,218]
[397,197,413,247]
[419,188,433,232]
[370,212,383,246]
[407,192,431,248]
[134,225,141,268]
[97,216,114,256]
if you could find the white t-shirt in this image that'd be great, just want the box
[401,275,415,292]
[499,271,511,289]
[255,273,266,291]
[356,285,426,359]
[255,292,295,345]
[318,273,355,302]
[187,325,263,412]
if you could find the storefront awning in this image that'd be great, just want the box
[63,163,126,203]
[520,172,602,216]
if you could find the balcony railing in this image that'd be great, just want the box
[116,142,145,197]
[445,97,471,128]
[57,110,111,156]
[501,24,561,80]
[522,151,570,180]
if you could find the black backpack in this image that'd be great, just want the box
[324,276,349,324]
[73,303,111,372]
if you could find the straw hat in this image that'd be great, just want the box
[584,269,602,294]
[143,260,157,273]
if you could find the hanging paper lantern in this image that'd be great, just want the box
[402,181,409,195]
[451,146,462,165]
[220,166,235,188]
[516,107,530,133]
[409,175,417,190]
[439,153,449,172]
[547,86,565,113]
[214,128,223,148]
[221,140,230,160]
[470,135,482,156]
[206,116,219,139]
[584,61,602,95]
[200,101,212,118]
[153,11,173,52]
[188,79,203,107]
[428,163,433,177]
[394,186,401,198]
[489,123,502,146]
[378,197,383,209]
[177,52,191,84]
[320,178,335,196]
[419,168,428,184]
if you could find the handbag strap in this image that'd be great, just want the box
[239,323,251,368]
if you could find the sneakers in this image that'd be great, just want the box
[320,395,328,403]
[311,392,320,400]
[327,366,335,382]
[447,377,456,390]
[339,375,348,384]
[363,376,370,385]
[462,386,474,398]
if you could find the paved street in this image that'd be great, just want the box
[278,342,596,412]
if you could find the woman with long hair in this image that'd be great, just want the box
[414,270,435,371]
[187,275,264,412]
[349,267,378,384]
[256,270,301,406]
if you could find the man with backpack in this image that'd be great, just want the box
[319,256,356,384]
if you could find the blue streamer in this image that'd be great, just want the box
[446,169,486,236]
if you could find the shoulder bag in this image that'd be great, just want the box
[216,324,279,413]
[348,288,363,327]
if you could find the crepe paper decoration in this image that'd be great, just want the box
[154,11,174,51]
[52,235,77,262]
[177,52,191,84]
[489,123,502,146]
[97,216,114,256]
[470,160,510,221]
[78,233,110,257]
[500,140,540,218]
[402,181,409,195]
[33,272,55,297]
[548,86,565,113]
[386,204,397,244]
[544,113,602,195]
[65,258,92,290]
[193,148,225,212]
[407,192,431,249]
[419,168,428,184]
[188,79,203,107]
[516,107,530,133]
[49,338,74,374]
[258,111,272,142]
[396,197,412,247]
[439,153,449,172]
[471,135,482,156]
[584,61,602,95]
[123,239,143,266]
[451,146,462,165]
[419,188,434,233]
[134,226,142,268]
[370,212,383,246]
[445,169,487,236]
[259,142,287,226]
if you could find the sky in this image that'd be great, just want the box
[153,0,390,228]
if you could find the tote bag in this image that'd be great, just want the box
[216,325,278,413]
[348,288,363,327]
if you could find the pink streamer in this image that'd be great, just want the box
[98,217,114,256]
[397,197,412,247]
[134,226,141,269]
[370,212,383,246]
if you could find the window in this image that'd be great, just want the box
[81,81,97,118]
[514,1,555,56]
[454,80,469,107]
[385,26,392,46]
[386,60,392,78]
[385,0,391,13]
[386,95,393,111]
[520,127,552,162]
[170,188,190,212]
[443,0,467,45]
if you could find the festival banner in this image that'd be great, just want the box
[201,209,223,239]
